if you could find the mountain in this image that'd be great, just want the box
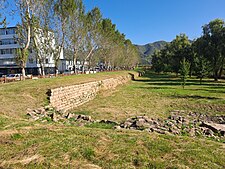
[135,41,168,64]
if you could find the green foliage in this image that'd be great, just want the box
[15,48,29,66]
[152,19,225,81]
[180,58,190,89]
[151,34,192,75]
[201,19,225,81]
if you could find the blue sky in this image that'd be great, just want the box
[3,0,225,45]
[84,0,225,44]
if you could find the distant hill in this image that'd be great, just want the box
[135,41,168,64]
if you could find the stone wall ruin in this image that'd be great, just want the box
[47,74,132,112]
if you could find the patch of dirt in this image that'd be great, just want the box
[0,129,18,136]
[81,164,102,169]
[1,154,42,166]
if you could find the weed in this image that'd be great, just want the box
[81,147,95,160]
[11,133,23,140]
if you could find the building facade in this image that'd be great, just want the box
[0,27,20,74]
[0,27,65,75]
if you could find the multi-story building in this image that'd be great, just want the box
[0,26,64,75]
[0,27,19,74]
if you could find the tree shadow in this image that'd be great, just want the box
[138,86,174,90]
[170,95,222,100]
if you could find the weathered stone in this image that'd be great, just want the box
[203,128,214,136]
[50,112,58,122]
[66,113,75,119]
[169,127,180,135]
[154,129,166,134]
[77,115,92,122]
[122,121,133,128]
[114,126,121,130]
[189,128,196,137]
[200,122,225,136]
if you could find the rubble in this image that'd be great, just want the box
[27,108,225,140]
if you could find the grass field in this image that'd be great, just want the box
[0,71,225,168]
[0,71,131,118]
[73,72,225,122]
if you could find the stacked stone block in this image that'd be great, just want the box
[48,75,131,112]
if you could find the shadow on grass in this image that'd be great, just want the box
[138,86,175,90]
[136,72,225,87]
[170,95,222,100]
[190,88,225,94]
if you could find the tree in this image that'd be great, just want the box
[151,50,164,73]
[98,18,117,70]
[66,0,86,73]
[31,0,54,76]
[15,0,38,79]
[0,0,6,26]
[180,58,190,89]
[169,34,192,75]
[192,38,211,84]
[53,0,77,74]
[202,19,225,81]
[81,7,102,73]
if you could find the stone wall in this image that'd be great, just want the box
[48,74,132,112]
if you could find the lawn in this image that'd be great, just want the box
[0,71,224,169]
[73,72,225,122]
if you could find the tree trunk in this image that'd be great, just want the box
[21,61,26,81]
[41,63,45,77]
[55,66,58,75]
[73,53,77,74]
[200,77,202,84]
[82,60,85,74]
[218,67,223,78]
[214,70,219,81]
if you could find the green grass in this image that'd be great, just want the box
[0,124,224,168]
[0,71,225,168]
[73,71,225,122]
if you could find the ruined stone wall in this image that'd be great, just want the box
[48,74,132,112]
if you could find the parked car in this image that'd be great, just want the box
[63,70,74,75]
[6,74,21,80]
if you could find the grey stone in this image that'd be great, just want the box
[114,126,121,130]
[200,122,225,136]
[203,128,214,136]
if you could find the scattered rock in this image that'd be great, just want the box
[200,122,225,136]
[27,108,225,139]
[77,114,92,122]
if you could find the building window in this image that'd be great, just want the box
[5,28,15,35]
[45,59,49,64]
[0,48,16,55]
[0,29,6,35]
[0,39,17,45]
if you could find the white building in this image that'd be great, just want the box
[0,26,64,75]
[0,27,19,74]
